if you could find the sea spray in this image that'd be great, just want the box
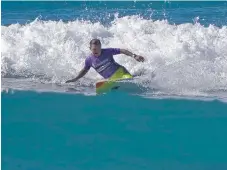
[2,16,227,95]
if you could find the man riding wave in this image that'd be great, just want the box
[66,39,145,83]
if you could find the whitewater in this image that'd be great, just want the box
[2,16,227,98]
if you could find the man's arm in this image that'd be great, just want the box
[65,68,89,83]
[120,49,145,62]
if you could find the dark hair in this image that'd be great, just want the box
[90,39,101,46]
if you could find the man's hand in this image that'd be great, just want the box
[65,80,73,83]
[134,55,145,62]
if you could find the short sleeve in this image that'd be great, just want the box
[108,48,121,55]
[84,57,91,70]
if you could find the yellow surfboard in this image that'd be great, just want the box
[96,78,143,94]
[95,67,144,94]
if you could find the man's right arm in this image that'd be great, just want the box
[65,68,89,83]
[66,57,91,83]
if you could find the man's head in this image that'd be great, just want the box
[90,39,101,56]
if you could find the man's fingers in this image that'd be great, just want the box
[135,56,145,62]
[139,57,145,62]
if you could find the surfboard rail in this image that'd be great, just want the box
[95,78,142,94]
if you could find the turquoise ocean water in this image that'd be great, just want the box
[2,1,227,170]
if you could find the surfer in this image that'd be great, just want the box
[66,39,145,83]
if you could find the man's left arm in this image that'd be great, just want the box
[120,49,145,62]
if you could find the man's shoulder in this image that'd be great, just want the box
[102,48,121,55]
[101,48,108,53]
[85,53,94,59]
[102,48,118,53]
[85,55,93,62]
[102,48,112,51]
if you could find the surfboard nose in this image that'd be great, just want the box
[96,81,105,88]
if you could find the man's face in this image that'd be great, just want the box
[90,44,101,56]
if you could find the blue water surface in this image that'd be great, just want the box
[2,90,227,170]
[2,1,227,26]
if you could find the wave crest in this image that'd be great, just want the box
[2,16,227,94]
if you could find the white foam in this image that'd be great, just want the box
[2,16,227,97]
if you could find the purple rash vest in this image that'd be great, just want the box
[84,48,121,79]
